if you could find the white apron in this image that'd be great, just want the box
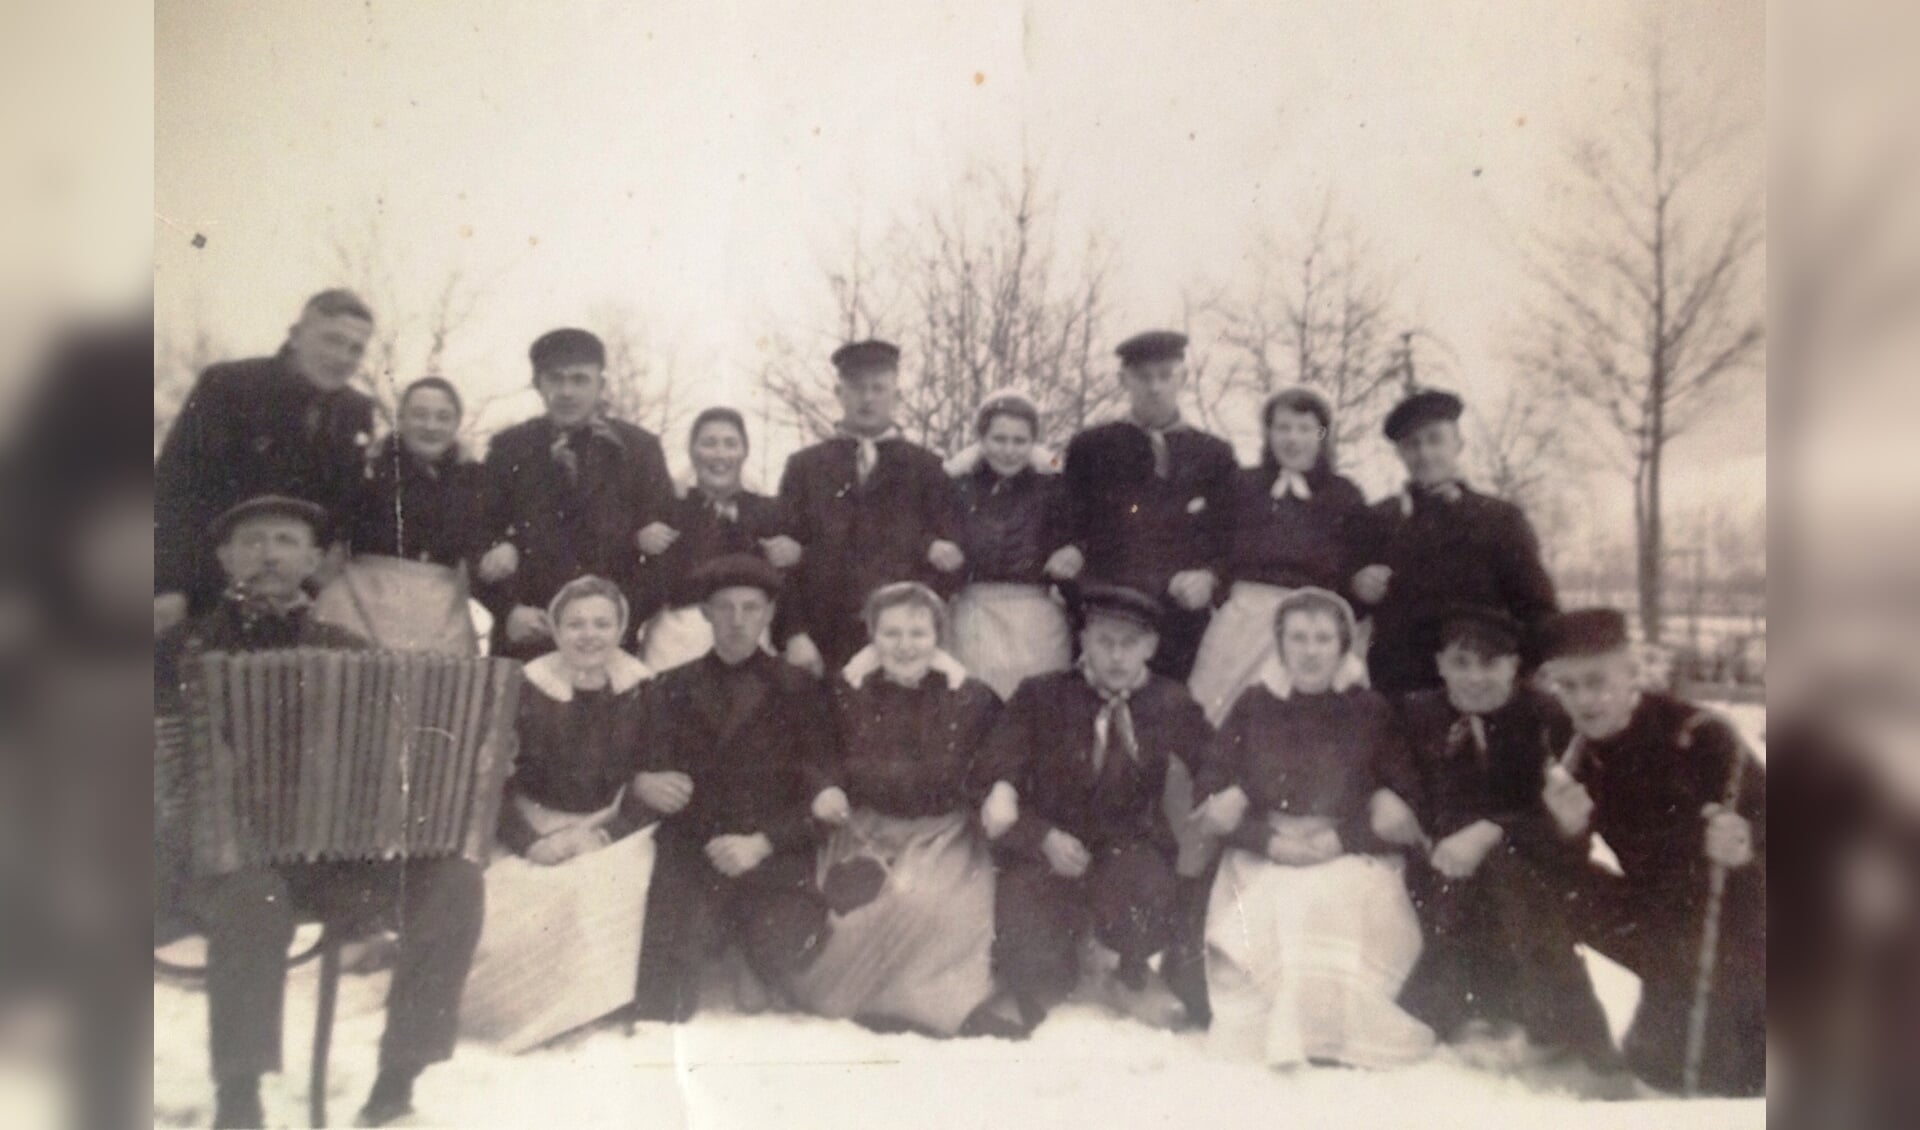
[948,583,1072,700]
[311,554,479,656]
[1188,582,1370,727]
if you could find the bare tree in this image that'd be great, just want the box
[1520,39,1764,642]
[590,302,685,441]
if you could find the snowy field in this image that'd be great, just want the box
[153,704,1766,1130]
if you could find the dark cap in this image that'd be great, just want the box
[1115,330,1189,368]
[209,494,328,543]
[301,288,374,323]
[1382,387,1464,442]
[830,339,901,377]
[1535,608,1631,663]
[1427,604,1523,658]
[691,552,783,600]
[1078,583,1162,633]
[529,328,606,373]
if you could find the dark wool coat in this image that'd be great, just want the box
[348,440,490,568]
[1058,420,1237,598]
[1222,466,1372,596]
[1395,685,1583,865]
[951,464,1071,586]
[633,488,790,613]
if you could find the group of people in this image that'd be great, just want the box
[154,290,1765,1128]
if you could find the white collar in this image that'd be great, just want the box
[522,650,653,702]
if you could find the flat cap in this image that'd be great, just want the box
[1382,387,1464,442]
[1078,583,1162,633]
[302,288,374,323]
[209,494,328,543]
[691,552,783,600]
[1534,608,1631,663]
[529,328,606,372]
[1114,330,1189,367]
[830,339,902,376]
[1426,603,1524,657]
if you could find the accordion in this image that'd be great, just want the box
[161,648,521,877]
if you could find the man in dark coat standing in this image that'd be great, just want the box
[474,328,676,661]
[631,554,837,1021]
[1354,387,1558,696]
[154,496,483,1129]
[154,289,378,632]
[1052,331,1236,681]
[776,340,965,675]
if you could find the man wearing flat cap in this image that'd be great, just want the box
[154,495,484,1128]
[475,327,676,661]
[1354,386,1558,696]
[1527,608,1766,1096]
[774,339,966,675]
[631,553,839,1021]
[155,289,380,633]
[969,583,1212,1031]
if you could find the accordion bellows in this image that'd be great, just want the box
[179,648,521,874]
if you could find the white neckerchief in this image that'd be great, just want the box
[1398,478,1465,517]
[836,422,902,483]
[1271,468,1314,501]
[1131,412,1185,479]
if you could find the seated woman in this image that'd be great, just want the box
[459,575,660,1052]
[944,390,1074,699]
[1187,387,1372,726]
[314,375,488,653]
[786,582,1013,1037]
[1193,586,1434,1070]
[633,407,799,670]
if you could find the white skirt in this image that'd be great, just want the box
[1188,582,1370,727]
[311,554,478,656]
[948,583,1073,700]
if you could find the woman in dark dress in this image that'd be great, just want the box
[633,407,797,670]
[786,582,1007,1036]
[1188,387,1373,725]
[314,375,488,653]
[1194,586,1434,1069]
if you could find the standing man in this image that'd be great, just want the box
[777,340,965,675]
[1052,331,1236,681]
[475,328,675,661]
[1355,387,1558,696]
[155,496,483,1129]
[1534,608,1766,1096]
[155,288,378,632]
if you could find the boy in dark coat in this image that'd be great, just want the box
[1355,388,1558,696]
[1535,608,1766,1096]
[970,584,1213,1029]
[474,328,676,660]
[776,340,965,674]
[155,289,378,628]
[1053,331,1237,681]
[630,555,838,1022]
[154,496,483,1129]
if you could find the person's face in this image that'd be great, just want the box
[1395,419,1464,486]
[690,422,747,494]
[1436,642,1520,715]
[1122,360,1185,426]
[554,594,622,672]
[981,414,1036,477]
[1081,617,1157,691]
[286,311,373,392]
[398,387,461,461]
[702,586,773,663]
[1543,650,1641,740]
[214,515,322,600]
[872,603,939,684]
[835,369,898,434]
[1267,407,1326,473]
[1278,608,1346,693]
[536,362,605,428]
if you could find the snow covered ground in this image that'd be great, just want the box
[153,705,1767,1130]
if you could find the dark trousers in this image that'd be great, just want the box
[184,858,484,1082]
[1366,631,1442,698]
[633,832,828,1022]
[992,841,1178,1016]
[1148,606,1211,683]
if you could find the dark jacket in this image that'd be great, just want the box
[952,464,1070,586]
[154,350,377,611]
[348,439,489,568]
[1059,420,1237,598]
[478,414,675,633]
[825,674,1001,819]
[777,436,963,669]
[1195,684,1415,858]
[1395,685,1582,866]
[1363,484,1558,695]
[969,669,1210,861]
[1223,466,1371,595]
[634,488,790,613]
[639,649,836,856]
[497,662,652,854]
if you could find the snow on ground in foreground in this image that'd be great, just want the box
[154,704,1768,1130]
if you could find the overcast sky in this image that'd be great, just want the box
[155,0,1763,530]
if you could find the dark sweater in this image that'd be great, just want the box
[497,679,651,854]
[1223,466,1371,594]
[635,488,789,612]
[826,674,1002,818]
[348,439,489,568]
[952,464,1069,585]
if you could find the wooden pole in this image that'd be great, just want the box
[1682,745,1748,1096]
